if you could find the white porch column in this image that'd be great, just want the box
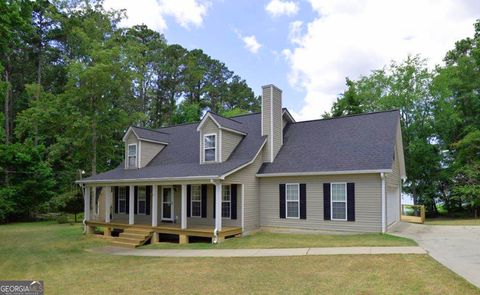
[129,185,135,225]
[84,186,90,221]
[215,184,222,232]
[105,186,111,223]
[152,185,158,227]
[92,186,97,218]
[181,184,187,229]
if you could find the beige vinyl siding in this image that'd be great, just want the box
[259,174,382,233]
[262,86,272,162]
[224,146,265,232]
[272,86,283,160]
[140,141,165,167]
[185,184,241,227]
[386,147,400,188]
[221,129,243,161]
[199,118,219,164]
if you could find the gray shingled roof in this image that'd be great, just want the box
[208,112,245,134]
[258,110,399,175]
[131,126,170,143]
[81,110,399,183]
[82,112,265,182]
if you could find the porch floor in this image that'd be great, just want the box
[86,220,242,240]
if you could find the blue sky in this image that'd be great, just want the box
[105,0,479,120]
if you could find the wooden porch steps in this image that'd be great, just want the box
[110,228,153,248]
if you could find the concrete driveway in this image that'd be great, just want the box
[389,222,480,288]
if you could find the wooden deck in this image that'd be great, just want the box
[86,220,242,240]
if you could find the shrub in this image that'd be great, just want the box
[56,215,69,224]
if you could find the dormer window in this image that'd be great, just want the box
[128,144,137,168]
[204,134,217,162]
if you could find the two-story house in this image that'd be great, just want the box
[78,84,406,247]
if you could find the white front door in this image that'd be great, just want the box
[161,187,174,221]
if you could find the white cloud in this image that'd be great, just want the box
[241,35,262,54]
[104,0,211,32]
[265,0,299,17]
[285,0,479,120]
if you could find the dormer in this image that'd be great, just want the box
[122,126,169,169]
[197,112,246,164]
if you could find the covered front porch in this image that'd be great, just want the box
[83,182,244,245]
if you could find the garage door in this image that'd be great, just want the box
[387,187,400,226]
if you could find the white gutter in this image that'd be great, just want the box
[256,169,392,177]
[77,175,220,185]
[381,172,386,233]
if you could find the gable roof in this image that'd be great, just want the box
[80,112,265,183]
[123,126,170,144]
[196,112,247,135]
[257,110,401,176]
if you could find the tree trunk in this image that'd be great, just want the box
[4,66,11,144]
[34,44,42,146]
[91,100,97,176]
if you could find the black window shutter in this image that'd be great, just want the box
[187,185,191,217]
[279,184,286,219]
[134,186,138,214]
[201,184,207,218]
[213,185,216,218]
[300,183,307,219]
[323,183,331,220]
[146,186,151,215]
[125,186,130,213]
[231,184,237,220]
[114,187,119,214]
[347,183,355,221]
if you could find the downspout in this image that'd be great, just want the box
[210,179,219,244]
[381,173,386,233]
[81,184,87,234]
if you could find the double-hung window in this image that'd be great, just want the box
[128,144,137,168]
[222,185,231,218]
[137,186,146,215]
[191,185,202,217]
[331,183,347,220]
[286,183,300,219]
[118,187,127,214]
[204,134,216,162]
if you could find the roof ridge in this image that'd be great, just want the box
[229,111,261,118]
[132,125,170,135]
[292,109,400,125]
[208,111,243,124]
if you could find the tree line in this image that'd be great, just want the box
[326,21,480,218]
[0,0,260,222]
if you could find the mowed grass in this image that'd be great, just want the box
[144,231,417,249]
[426,217,480,226]
[1,222,479,294]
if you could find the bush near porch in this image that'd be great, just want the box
[1,221,479,294]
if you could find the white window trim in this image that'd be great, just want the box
[331,182,347,221]
[118,187,127,214]
[203,133,217,162]
[285,183,300,219]
[137,186,147,215]
[190,185,202,218]
[127,143,138,168]
[222,184,231,219]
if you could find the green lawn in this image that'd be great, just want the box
[0,222,479,294]
[144,231,417,249]
[425,217,480,226]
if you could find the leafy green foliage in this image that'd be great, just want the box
[0,143,55,222]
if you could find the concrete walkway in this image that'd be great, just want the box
[91,246,426,257]
[389,222,480,288]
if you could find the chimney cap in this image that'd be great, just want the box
[262,84,282,93]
